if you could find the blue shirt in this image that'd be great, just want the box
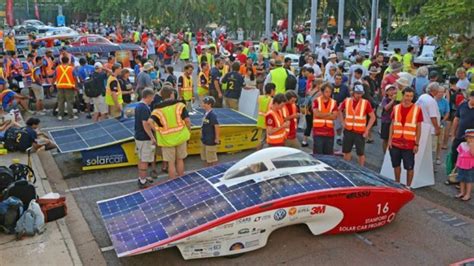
[222,71,245,99]
[25,126,38,143]
[455,102,474,140]
[201,110,219,146]
[209,67,222,92]
[437,98,449,117]
[134,102,152,141]
[1,91,16,109]
[332,83,351,104]
[134,64,141,76]
[413,77,429,97]
[76,65,95,81]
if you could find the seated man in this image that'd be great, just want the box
[0,79,30,112]
[25,118,57,151]
[0,105,20,139]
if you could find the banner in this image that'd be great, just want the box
[6,0,14,27]
[34,0,40,20]
[372,19,381,57]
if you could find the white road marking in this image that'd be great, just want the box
[100,246,115,252]
[355,233,374,246]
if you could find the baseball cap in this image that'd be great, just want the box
[353,84,365,94]
[202,96,216,106]
[94,62,103,68]
[465,129,474,138]
[385,84,396,92]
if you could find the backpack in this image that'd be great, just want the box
[285,69,297,91]
[84,73,103,98]
[3,180,37,208]
[0,166,15,198]
[4,127,33,152]
[9,163,36,184]
[165,45,174,56]
[15,199,45,238]
[0,196,24,234]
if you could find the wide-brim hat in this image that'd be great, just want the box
[391,61,403,72]
[143,62,154,71]
[396,77,411,88]
[385,84,396,92]
[328,53,337,60]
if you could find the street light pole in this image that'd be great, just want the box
[370,0,379,53]
[265,0,271,38]
[288,0,293,50]
[337,0,344,36]
[310,0,318,52]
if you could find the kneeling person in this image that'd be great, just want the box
[200,96,220,166]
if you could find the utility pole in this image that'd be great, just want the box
[265,0,271,38]
[370,0,379,54]
[288,0,293,50]
[337,0,344,36]
[310,0,318,52]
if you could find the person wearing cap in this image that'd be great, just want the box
[388,87,423,187]
[381,61,402,96]
[434,85,450,165]
[324,54,338,81]
[200,96,220,166]
[416,82,441,136]
[89,62,108,121]
[54,56,78,121]
[395,76,411,102]
[449,91,474,184]
[105,63,124,119]
[339,82,376,166]
[264,58,288,95]
[313,82,338,154]
[136,62,154,99]
[453,129,474,201]
[265,93,289,147]
[380,84,398,152]
[148,85,191,179]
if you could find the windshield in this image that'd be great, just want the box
[225,162,268,179]
[271,152,319,169]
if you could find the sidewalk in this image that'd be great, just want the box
[0,151,82,266]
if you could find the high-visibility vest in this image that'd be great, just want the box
[151,102,191,147]
[392,104,420,141]
[344,98,368,133]
[270,67,288,94]
[467,68,474,93]
[271,41,279,52]
[44,57,55,76]
[391,53,402,63]
[55,65,75,89]
[185,31,192,42]
[257,95,272,129]
[313,96,336,128]
[220,65,229,91]
[296,33,304,45]
[266,109,287,145]
[207,52,215,67]
[180,43,190,60]
[197,71,209,97]
[403,53,413,73]
[242,47,249,56]
[362,59,372,69]
[105,75,123,106]
[281,102,297,135]
[180,74,193,101]
[260,43,269,58]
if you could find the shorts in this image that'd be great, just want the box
[313,135,334,155]
[30,83,45,100]
[342,129,365,156]
[285,138,301,149]
[380,122,391,140]
[162,142,188,162]
[389,146,415,170]
[200,145,218,163]
[456,168,474,183]
[135,140,156,163]
[448,110,456,122]
[92,96,108,114]
[224,97,239,111]
[109,104,122,118]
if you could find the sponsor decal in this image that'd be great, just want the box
[254,216,261,222]
[289,207,297,216]
[217,223,234,230]
[236,217,252,224]
[229,242,245,251]
[245,239,260,248]
[346,191,371,199]
[82,145,127,166]
[213,251,220,256]
[238,228,250,235]
[310,205,326,215]
[273,209,287,221]
[298,206,311,213]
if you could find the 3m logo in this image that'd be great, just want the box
[310,206,326,215]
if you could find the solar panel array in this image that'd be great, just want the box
[50,109,256,153]
[98,161,357,256]
[49,119,135,153]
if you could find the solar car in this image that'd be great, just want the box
[98,147,414,260]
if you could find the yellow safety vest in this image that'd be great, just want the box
[180,43,190,60]
[403,53,414,73]
[152,102,191,147]
[391,53,402,63]
[296,33,304,45]
[467,68,474,93]
[0,67,4,80]
[260,43,269,59]
[185,31,192,42]
[197,71,209,97]
[270,67,287,94]
[362,59,372,69]
[242,47,249,56]
[257,95,272,128]
[271,41,279,52]
[180,74,193,101]
[220,65,229,91]
[105,76,123,106]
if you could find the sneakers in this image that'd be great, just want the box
[57,116,63,121]
[301,141,308,147]
[69,115,79,121]
[36,111,46,116]
[138,178,153,188]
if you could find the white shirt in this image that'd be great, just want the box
[349,64,368,86]
[305,35,313,45]
[303,63,322,78]
[349,30,356,40]
[456,78,470,91]
[146,38,156,55]
[324,61,337,80]
[316,47,331,64]
[359,37,367,51]
[416,93,441,134]
[409,35,420,47]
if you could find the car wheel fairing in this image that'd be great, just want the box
[304,205,344,235]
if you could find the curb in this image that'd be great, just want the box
[37,151,107,266]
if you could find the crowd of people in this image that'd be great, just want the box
[1,24,474,200]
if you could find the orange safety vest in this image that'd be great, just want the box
[44,57,55,76]
[266,109,287,145]
[3,58,11,78]
[344,98,368,133]
[392,104,420,141]
[55,65,75,89]
[313,96,336,128]
[281,102,297,134]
